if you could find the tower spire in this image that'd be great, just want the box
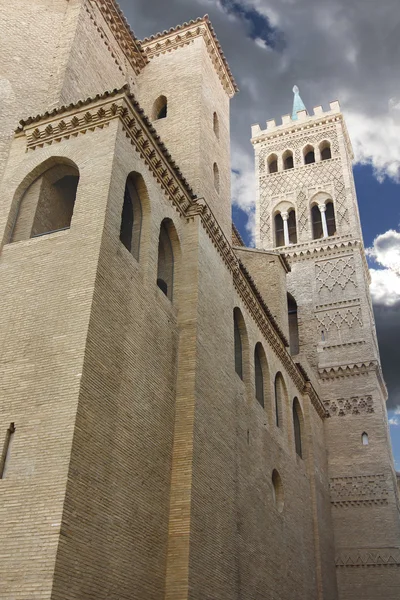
[292,85,307,120]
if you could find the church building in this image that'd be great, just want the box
[0,1,399,599]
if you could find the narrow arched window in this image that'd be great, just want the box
[213,112,219,138]
[119,173,147,260]
[157,219,175,300]
[362,432,369,446]
[0,423,15,479]
[320,140,331,160]
[311,204,323,239]
[11,163,79,242]
[326,201,336,236]
[272,469,284,512]
[274,372,286,428]
[293,398,303,458]
[283,150,294,170]
[152,95,167,120]
[267,154,278,174]
[287,294,299,355]
[275,213,284,247]
[288,209,297,244]
[304,145,315,165]
[254,343,265,407]
[213,163,220,193]
[234,308,243,380]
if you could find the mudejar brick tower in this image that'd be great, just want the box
[0,2,399,599]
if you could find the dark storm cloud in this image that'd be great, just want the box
[374,302,400,410]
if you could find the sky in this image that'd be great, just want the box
[119,0,400,468]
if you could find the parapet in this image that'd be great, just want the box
[251,100,341,142]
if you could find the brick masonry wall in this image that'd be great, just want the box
[0,121,119,598]
[187,224,337,599]
[136,36,232,239]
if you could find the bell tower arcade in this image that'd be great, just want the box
[252,88,400,600]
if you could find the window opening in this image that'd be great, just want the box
[268,154,278,174]
[234,311,243,380]
[213,163,220,193]
[362,432,369,446]
[320,141,332,160]
[153,95,167,120]
[326,201,337,236]
[0,423,15,479]
[213,112,220,138]
[288,209,297,244]
[293,399,302,458]
[272,469,284,512]
[254,343,264,407]
[275,213,284,247]
[287,294,299,355]
[304,145,315,164]
[157,220,174,300]
[283,151,294,170]
[312,204,323,239]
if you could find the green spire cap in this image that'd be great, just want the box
[292,85,307,120]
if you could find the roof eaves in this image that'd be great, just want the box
[140,15,238,96]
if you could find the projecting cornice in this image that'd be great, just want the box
[16,87,325,419]
[140,16,238,98]
[91,0,148,74]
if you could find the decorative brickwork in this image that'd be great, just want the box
[315,256,356,292]
[330,474,388,507]
[336,548,400,567]
[324,395,374,417]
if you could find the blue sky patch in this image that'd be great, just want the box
[220,0,284,49]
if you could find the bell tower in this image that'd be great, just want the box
[252,88,400,600]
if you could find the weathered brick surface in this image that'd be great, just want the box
[0,2,398,600]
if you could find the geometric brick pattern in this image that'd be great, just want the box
[316,256,357,292]
[316,305,363,331]
[324,395,374,417]
[330,474,388,507]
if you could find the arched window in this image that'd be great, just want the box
[254,342,268,408]
[362,432,369,446]
[320,140,332,161]
[267,153,278,174]
[326,201,336,236]
[311,204,323,239]
[272,469,284,512]
[274,372,286,428]
[152,95,167,120]
[11,163,79,243]
[288,209,297,244]
[287,293,299,355]
[275,213,284,247]
[293,398,303,458]
[157,218,178,301]
[304,145,315,165]
[213,163,220,193]
[213,112,219,138]
[283,150,294,170]
[233,308,248,380]
[119,173,146,260]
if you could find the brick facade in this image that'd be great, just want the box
[0,2,398,599]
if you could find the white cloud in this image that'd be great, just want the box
[369,268,400,307]
[367,230,400,306]
[388,416,400,426]
[230,144,256,244]
[346,112,400,181]
[368,230,400,273]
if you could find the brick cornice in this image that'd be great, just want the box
[140,16,238,98]
[17,88,326,418]
[92,0,148,74]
